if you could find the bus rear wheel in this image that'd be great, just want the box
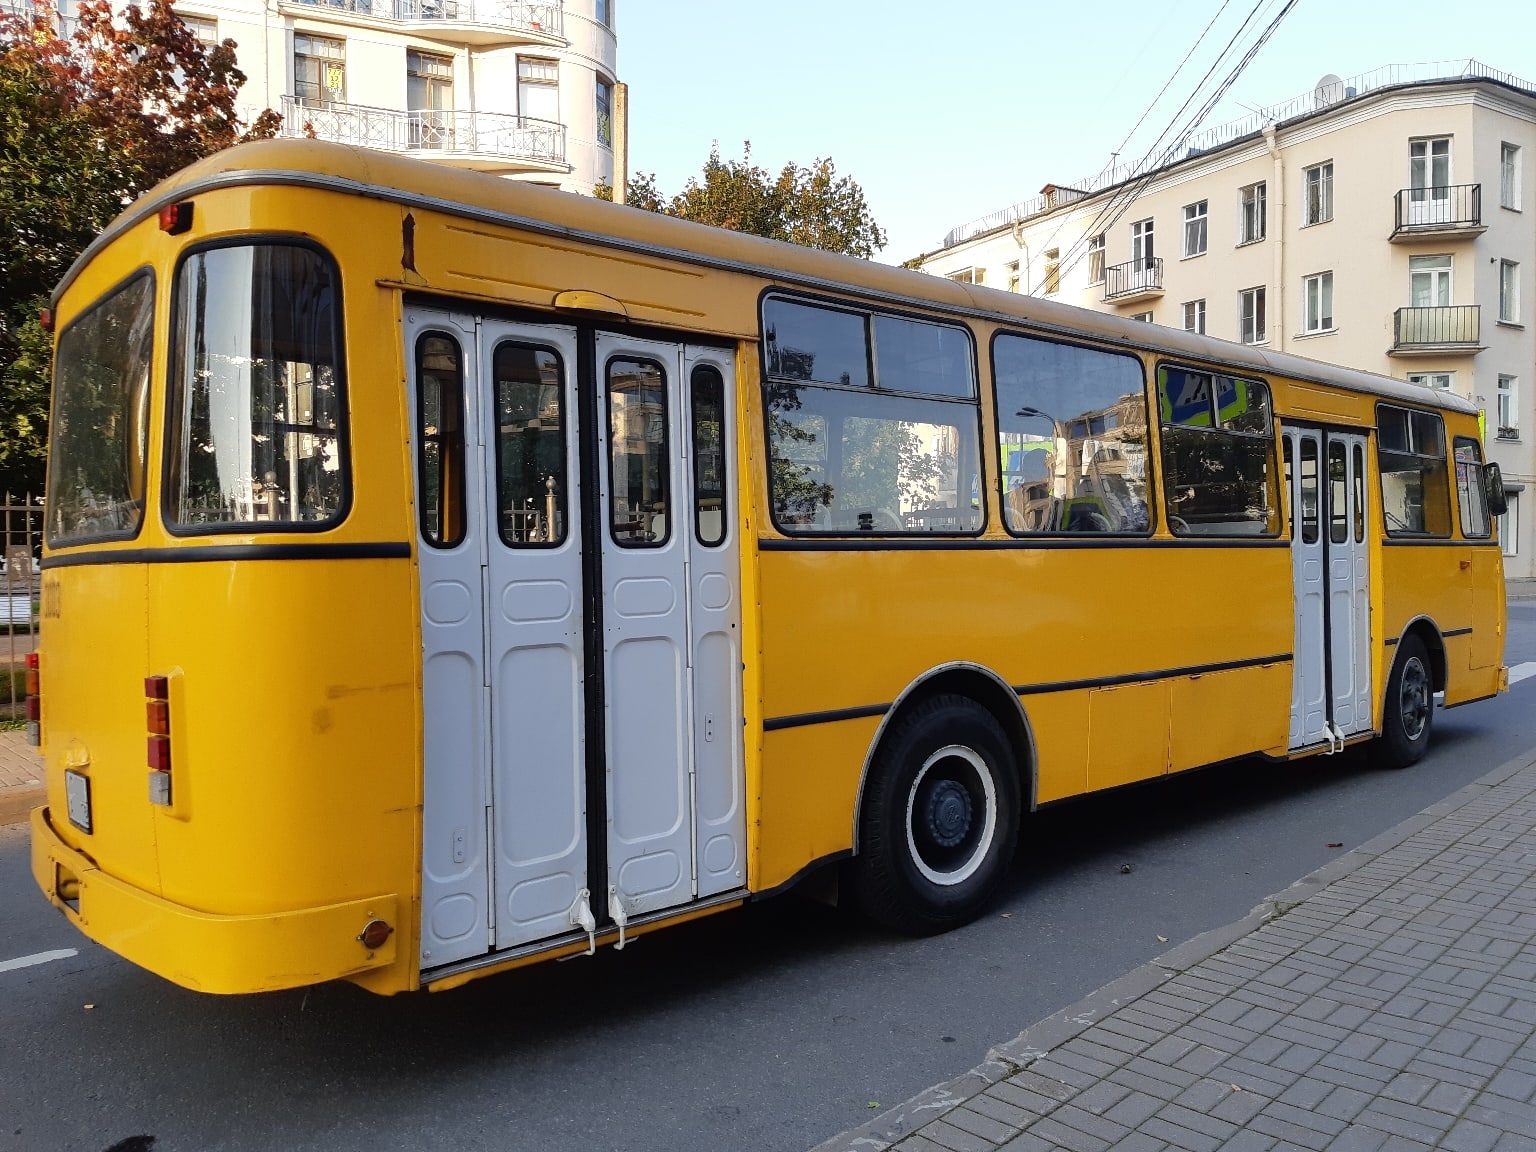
[1377,634,1434,769]
[851,695,1021,934]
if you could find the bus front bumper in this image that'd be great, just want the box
[31,806,400,994]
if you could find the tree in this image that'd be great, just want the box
[597,142,887,260]
[0,0,279,495]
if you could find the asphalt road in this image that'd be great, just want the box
[5,607,1536,1152]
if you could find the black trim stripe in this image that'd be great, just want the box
[758,537,1290,553]
[763,653,1294,731]
[1381,538,1501,548]
[1013,653,1292,697]
[1444,627,1473,638]
[1384,636,1399,647]
[41,542,411,570]
[764,703,890,733]
[1444,690,1500,709]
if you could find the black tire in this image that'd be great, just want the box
[1377,634,1435,769]
[850,694,1022,934]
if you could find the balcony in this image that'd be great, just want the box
[282,98,568,172]
[1391,184,1486,241]
[1389,305,1484,356]
[1102,258,1164,304]
[279,0,563,46]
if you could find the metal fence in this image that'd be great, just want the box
[0,498,42,722]
[284,0,562,33]
[1394,305,1481,348]
[1393,184,1482,233]
[281,97,566,165]
[1103,258,1163,301]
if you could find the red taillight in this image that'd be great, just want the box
[147,735,171,772]
[158,201,193,234]
[146,675,172,804]
[25,652,39,747]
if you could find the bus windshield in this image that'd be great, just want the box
[45,273,155,546]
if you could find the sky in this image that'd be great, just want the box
[618,0,1536,265]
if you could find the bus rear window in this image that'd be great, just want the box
[167,243,346,529]
[46,273,155,546]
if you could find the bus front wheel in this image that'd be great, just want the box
[1378,634,1434,769]
[851,694,1021,934]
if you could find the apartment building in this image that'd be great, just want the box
[916,63,1536,576]
[8,0,617,193]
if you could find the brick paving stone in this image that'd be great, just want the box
[815,759,1536,1152]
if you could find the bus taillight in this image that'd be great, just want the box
[145,676,171,805]
[25,652,39,747]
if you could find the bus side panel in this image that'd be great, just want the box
[37,565,157,894]
[1378,546,1474,704]
[1470,547,1504,673]
[145,559,419,983]
[1170,664,1291,771]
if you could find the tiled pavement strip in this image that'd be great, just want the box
[814,750,1536,1152]
[0,727,42,826]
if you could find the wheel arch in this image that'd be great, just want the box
[851,663,1036,856]
[1389,615,1448,693]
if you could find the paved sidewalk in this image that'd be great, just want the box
[815,751,1536,1152]
[0,727,43,826]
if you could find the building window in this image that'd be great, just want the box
[1503,143,1522,210]
[595,0,612,26]
[1407,371,1454,391]
[1182,299,1205,334]
[1499,492,1519,557]
[596,77,613,147]
[181,13,218,49]
[1005,261,1020,293]
[1410,137,1451,197]
[946,267,983,286]
[294,33,345,105]
[1239,182,1266,244]
[1409,254,1451,307]
[1302,271,1334,333]
[1043,248,1061,295]
[1239,286,1266,344]
[1087,233,1105,284]
[518,57,560,122]
[1130,218,1154,268]
[1182,200,1207,257]
[1303,162,1333,225]
[1501,260,1520,324]
[1130,311,1153,323]
[1499,374,1518,439]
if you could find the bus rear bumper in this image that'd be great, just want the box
[31,806,400,994]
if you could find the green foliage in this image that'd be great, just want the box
[608,143,887,259]
[0,0,278,495]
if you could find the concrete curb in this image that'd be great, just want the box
[808,746,1536,1152]
[0,784,42,828]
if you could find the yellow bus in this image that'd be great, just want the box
[29,139,1508,995]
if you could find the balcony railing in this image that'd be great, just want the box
[282,97,566,166]
[1391,305,1482,353]
[1391,184,1484,238]
[1102,258,1164,302]
[284,0,562,36]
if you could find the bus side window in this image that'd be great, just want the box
[608,357,670,547]
[416,333,466,548]
[1354,443,1366,543]
[993,333,1151,535]
[1377,404,1451,537]
[495,342,568,547]
[691,364,727,547]
[1329,440,1349,544]
[1282,437,1293,539]
[1300,437,1319,545]
[1157,365,1279,536]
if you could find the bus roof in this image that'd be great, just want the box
[59,138,1476,418]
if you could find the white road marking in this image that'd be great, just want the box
[0,948,77,974]
[1509,661,1536,687]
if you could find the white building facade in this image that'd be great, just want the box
[916,64,1536,576]
[11,0,618,193]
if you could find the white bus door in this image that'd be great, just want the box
[1284,425,1372,751]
